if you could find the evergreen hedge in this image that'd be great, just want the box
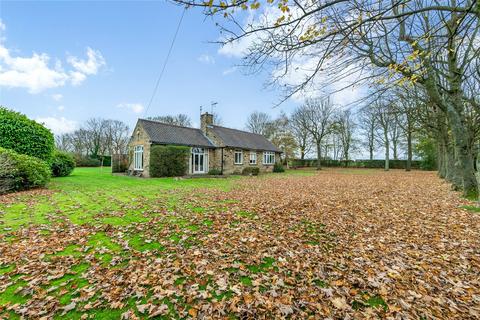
[150,145,190,177]
[51,151,76,177]
[0,107,55,162]
[290,158,425,169]
[0,147,50,193]
[273,163,285,172]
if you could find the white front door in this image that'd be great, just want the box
[192,147,206,174]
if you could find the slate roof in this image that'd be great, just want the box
[209,125,281,152]
[138,119,215,148]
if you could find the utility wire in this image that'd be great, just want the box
[144,7,186,117]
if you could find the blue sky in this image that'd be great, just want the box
[0,0,298,134]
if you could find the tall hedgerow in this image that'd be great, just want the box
[150,145,189,177]
[0,107,55,162]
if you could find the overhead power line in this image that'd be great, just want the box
[144,7,186,117]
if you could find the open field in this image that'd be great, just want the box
[1,168,479,319]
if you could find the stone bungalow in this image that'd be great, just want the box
[128,112,282,177]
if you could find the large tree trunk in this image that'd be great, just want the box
[406,130,412,171]
[437,138,447,179]
[447,104,479,198]
[316,142,322,170]
[384,127,390,171]
[369,145,374,161]
[392,138,398,160]
[384,140,390,171]
[444,22,479,199]
[445,144,462,190]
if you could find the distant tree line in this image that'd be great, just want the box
[56,118,130,165]
[244,90,451,173]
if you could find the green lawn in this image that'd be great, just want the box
[0,168,244,319]
[1,168,236,232]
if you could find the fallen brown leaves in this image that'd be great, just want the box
[1,169,479,319]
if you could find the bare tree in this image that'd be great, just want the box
[373,100,396,171]
[388,114,404,161]
[299,98,335,170]
[334,109,357,165]
[55,134,71,152]
[359,107,378,161]
[105,120,130,155]
[245,111,272,135]
[148,114,192,127]
[290,108,312,160]
[393,88,421,171]
[266,112,297,164]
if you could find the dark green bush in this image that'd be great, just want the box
[150,145,189,177]
[0,147,50,193]
[0,107,54,162]
[112,154,129,173]
[51,151,75,177]
[273,163,285,172]
[414,137,437,170]
[208,168,222,175]
[242,167,260,176]
[74,156,101,167]
[89,155,111,166]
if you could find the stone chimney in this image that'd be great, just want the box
[201,112,214,133]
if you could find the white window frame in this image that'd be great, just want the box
[263,151,275,165]
[134,145,144,170]
[249,151,257,165]
[234,150,243,165]
[191,147,207,174]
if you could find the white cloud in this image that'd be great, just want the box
[69,71,87,86]
[67,47,105,75]
[197,54,215,64]
[36,116,77,135]
[0,21,105,93]
[57,105,65,111]
[218,38,252,58]
[52,93,63,101]
[117,103,144,114]
[0,47,70,93]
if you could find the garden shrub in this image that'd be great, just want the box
[74,156,102,167]
[208,168,222,175]
[0,107,54,162]
[0,147,50,193]
[51,151,75,177]
[273,163,285,172]
[112,154,129,173]
[242,167,260,176]
[414,137,437,170]
[90,155,111,166]
[150,145,189,177]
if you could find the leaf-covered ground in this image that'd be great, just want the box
[1,168,479,319]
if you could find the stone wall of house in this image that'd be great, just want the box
[220,148,281,175]
[128,123,151,177]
